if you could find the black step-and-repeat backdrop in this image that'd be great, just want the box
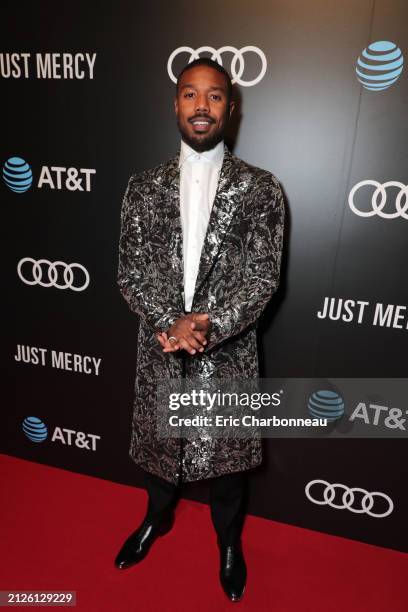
[3,1,407,552]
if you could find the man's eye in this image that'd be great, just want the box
[184,92,194,98]
[211,94,221,101]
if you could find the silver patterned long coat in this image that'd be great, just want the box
[117,144,285,484]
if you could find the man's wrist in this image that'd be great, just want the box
[154,313,183,336]
[166,314,186,337]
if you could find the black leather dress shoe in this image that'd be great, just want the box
[114,511,174,570]
[218,539,247,602]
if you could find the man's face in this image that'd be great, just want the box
[174,65,235,152]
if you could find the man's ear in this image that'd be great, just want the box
[229,100,235,118]
[174,97,178,114]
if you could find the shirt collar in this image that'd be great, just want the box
[178,139,224,169]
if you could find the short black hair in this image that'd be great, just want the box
[176,57,233,104]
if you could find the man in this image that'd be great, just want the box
[115,57,285,602]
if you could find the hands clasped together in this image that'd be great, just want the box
[156,313,210,355]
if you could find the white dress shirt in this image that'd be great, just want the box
[178,139,225,312]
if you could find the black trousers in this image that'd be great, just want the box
[144,469,247,544]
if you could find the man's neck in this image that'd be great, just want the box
[181,138,224,154]
[179,139,224,168]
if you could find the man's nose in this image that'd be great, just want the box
[195,95,209,113]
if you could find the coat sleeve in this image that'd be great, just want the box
[204,173,285,352]
[117,174,184,333]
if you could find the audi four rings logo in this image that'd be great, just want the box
[305,479,393,518]
[348,180,408,220]
[167,46,267,86]
[17,258,90,292]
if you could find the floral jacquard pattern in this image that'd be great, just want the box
[118,145,285,484]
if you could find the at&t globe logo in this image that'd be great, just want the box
[21,416,101,450]
[356,40,404,91]
[308,390,345,422]
[3,156,33,192]
[22,416,48,442]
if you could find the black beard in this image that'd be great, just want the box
[177,119,226,153]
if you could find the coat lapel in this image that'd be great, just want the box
[161,152,184,309]
[193,146,241,301]
[161,144,241,310]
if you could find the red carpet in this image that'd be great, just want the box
[1,454,407,611]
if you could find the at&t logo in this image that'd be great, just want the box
[307,390,345,422]
[356,40,404,91]
[3,157,33,193]
[22,416,101,451]
[23,416,48,442]
[2,155,96,193]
